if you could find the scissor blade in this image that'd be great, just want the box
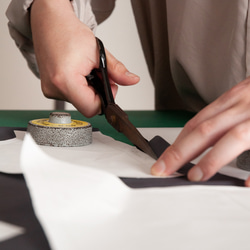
[105,104,158,160]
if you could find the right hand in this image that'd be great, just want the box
[31,0,139,117]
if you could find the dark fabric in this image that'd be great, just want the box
[0,127,26,141]
[121,174,245,188]
[0,173,50,250]
[0,127,50,249]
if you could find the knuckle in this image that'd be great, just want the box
[231,124,250,143]
[165,144,183,162]
[219,80,250,104]
[225,85,239,98]
[41,82,54,99]
[185,119,198,133]
[216,87,238,107]
[49,71,67,89]
[41,72,67,100]
[225,83,243,98]
[82,108,99,118]
[201,158,218,176]
[112,60,125,73]
[196,120,214,137]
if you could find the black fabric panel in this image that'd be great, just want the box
[120,173,244,188]
[121,135,245,188]
[0,127,26,141]
[0,173,50,250]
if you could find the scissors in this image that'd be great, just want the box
[86,38,157,160]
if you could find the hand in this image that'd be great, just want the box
[31,0,139,117]
[151,77,250,187]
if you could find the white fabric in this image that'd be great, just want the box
[1,128,249,180]
[0,128,180,177]
[20,133,250,250]
[0,131,25,174]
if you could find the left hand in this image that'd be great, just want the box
[151,77,250,187]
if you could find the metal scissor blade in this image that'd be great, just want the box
[87,38,157,159]
[104,103,158,160]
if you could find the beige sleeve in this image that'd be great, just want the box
[5,0,98,77]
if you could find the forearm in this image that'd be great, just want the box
[30,0,79,61]
[30,0,99,98]
[6,0,97,77]
[31,0,75,23]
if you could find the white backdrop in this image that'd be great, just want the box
[0,1,154,111]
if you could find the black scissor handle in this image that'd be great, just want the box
[86,38,114,107]
[96,38,115,105]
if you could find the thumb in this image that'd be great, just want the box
[105,49,140,86]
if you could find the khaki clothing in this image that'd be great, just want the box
[6,0,250,111]
[132,0,250,111]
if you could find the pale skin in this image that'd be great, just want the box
[151,79,250,187]
[31,0,250,186]
[30,0,139,117]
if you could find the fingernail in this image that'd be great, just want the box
[151,160,166,176]
[188,166,203,182]
[126,71,139,79]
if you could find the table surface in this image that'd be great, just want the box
[0,110,195,250]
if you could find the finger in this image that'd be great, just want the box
[151,107,250,177]
[105,49,140,86]
[177,79,250,141]
[41,79,67,102]
[188,119,250,182]
[66,76,102,118]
